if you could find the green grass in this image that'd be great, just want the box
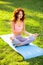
[0,0,43,65]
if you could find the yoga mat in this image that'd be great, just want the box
[0,34,43,60]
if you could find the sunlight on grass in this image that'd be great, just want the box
[7,62,29,65]
[27,19,40,27]
[0,0,43,65]
[35,12,43,18]
[0,10,12,20]
[25,9,43,19]
[0,1,11,4]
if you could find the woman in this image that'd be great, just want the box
[10,8,38,46]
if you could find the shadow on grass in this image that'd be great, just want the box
[25,56,43,65]
[0,0,43,13]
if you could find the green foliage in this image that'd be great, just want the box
[0,0,43,65]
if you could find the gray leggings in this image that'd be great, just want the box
[12,35,36,45]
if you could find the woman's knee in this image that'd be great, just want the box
[12,37,21,45]
[28,35,36,41]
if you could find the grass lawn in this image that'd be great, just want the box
[0,0,43,65]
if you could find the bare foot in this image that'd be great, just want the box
[15,43,23,46]
[10,36,14,41]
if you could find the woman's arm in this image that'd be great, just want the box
[11,21,17,35]
[24,31,32,35]
[23,22,39,36]
[10,22,15,40]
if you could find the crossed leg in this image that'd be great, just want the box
[12,34,37,46]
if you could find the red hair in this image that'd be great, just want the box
[12,8,25,23]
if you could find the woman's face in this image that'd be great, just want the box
[18,11,23,19]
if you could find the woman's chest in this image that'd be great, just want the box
[14,22,23,31]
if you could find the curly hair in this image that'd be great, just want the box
[12,8,25,23]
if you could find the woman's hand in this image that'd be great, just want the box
[32,33,39,37]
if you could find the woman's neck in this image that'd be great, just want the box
[17,18,21,22]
